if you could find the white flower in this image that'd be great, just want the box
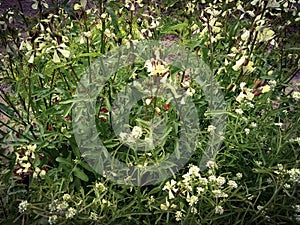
[250,122,257,128]
[188,165,200,177]
[215,205,224,215]
[163,179,178,199]
[89,212,98,221]
[48,215,58,225]
[207,125,216,134]
[186,87,195,96]
[240,82,247,90]
[145,98,152,105]
[131,126,143,139]
[209,175,217,182]
[65,207,77,219]
[228,180,238,188]
[287,168,300,183]
[20,162,31,173]
[269,80,277,88]
[199,177,208,186]
[95,182,107,192]
[186,195,198,206]
[19,200,29,213]
[181,81,190,88]
[63,194,71,201]
[40,169,46,176]
[56,201,68,212]
[216,176,226,186]
[232,56,246,71]
[191,207,197,214]
[160,198,170,211]
[245,128,250,135]
[119,132,128,141]
[197,187,205,194]
[241,30,250,41]
[212,189,228,198]
[27,144,37,152]
[292,91,300,100]
[235,108,243,115]
[236,173,243,179]
[175,211,183,221]
[180,97,185,105]
[206,160,217,169]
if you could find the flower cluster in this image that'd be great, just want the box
[48,194,78,224]
[119,126,144,143]
[14,144,47,179]
[160,163,241,220]
[18,200,30,213]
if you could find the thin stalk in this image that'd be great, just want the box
[0,120,32,141]
[17,0,29,27]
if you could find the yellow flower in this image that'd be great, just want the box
[257,28,275,42]
[261,85,271,93]
[232,56,246,71]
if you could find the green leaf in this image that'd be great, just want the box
[56,157,72,166]
[77,52,102,58]
[78,160,95,173]
[0,102,14,117]
[106,6,120,35]
[73,166,89,182]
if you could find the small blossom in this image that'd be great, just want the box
[209,175,217,182]
[215,205,224,215]
[163,179,178,199]
[228,180,238,188]
[233,56,246,71]
[186,195,198,206]
[57,201,68,212]
[236,173,243,179]
[160,199,170,211]
[235,108,243,115]
[188,165,200,177]
[19,200,29,213]
[261,85,271,93]
[95,182,107,192]
[131,126,143,139]
[212,189,228,198]
[245,128,250,135]
[48,215,58,225]
[175,211,183,221]
[216,176,226,186]
[191,207,197,214]
[145,98,152,105]
[186,87,195,96]
[89,212,98,221]
[65,207,77,219]
[40,169,46,176]
[292,91,300,100]
[206,160,217,170]
[63,194,71,201]
[207,125,216,134]
[197,187,205,194]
